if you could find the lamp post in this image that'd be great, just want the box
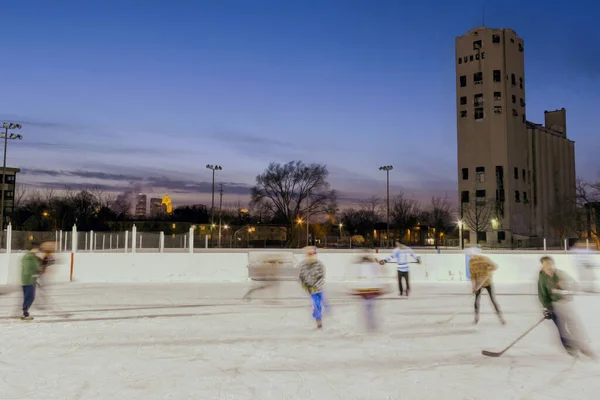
[1,122,23,231]
[218,183,224,247]
[379,165,393,248]
[205,164,222,227]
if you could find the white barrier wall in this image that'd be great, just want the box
[0,251,598,285]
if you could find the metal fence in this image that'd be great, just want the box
[2,226,594,252]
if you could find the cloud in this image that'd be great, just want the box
[206,130,304,160]
[20,168,252,195]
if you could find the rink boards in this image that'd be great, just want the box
[0,251,598,287]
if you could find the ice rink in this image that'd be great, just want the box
[1,281,599,400]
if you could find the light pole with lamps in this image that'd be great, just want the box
[1,122,23,231]
[458,220,464,249]
[218,183,224,247]
[379,165,393,247]
[205,164,222,236]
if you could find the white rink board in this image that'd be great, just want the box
[0,282,599,400]
[0,251,598,286]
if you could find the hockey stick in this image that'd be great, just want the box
[436,277,489,324]
[481,317,546,357]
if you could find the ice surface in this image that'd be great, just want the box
[0,282,599,400]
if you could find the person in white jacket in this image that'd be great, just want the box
[570,240,598,293]
[386,242,420,297]
[351,253,387,331]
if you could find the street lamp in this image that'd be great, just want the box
[205,164,222,227]
[458,220,464,250]
[1,122,23,231]
[379,165,393,247]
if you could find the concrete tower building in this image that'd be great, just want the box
[456,27,575,246]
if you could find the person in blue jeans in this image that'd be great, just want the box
[21,242,42,321]
[299,246,326,328]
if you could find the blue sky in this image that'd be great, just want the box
[1,0,598,207]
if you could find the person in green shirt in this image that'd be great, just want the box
[538,256,595,358]
[21,242,42,321]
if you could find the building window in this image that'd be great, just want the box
[523,192,529,203]
[476,189,486,198]
[520,98,525,107]
[519,77,523,89]
[473,72,483,84]
[460,110,467,118]
[476,167,485,183]
[492,34,500,43]
[474,107,484,120]
[493,70,501,82]
[511,73,516,86]
[497,231,506,241]
[522,114,526,123]
[458,58,462,64]
[518,43,523,52]
[512,95,516,103]
[4,175,14,183]
[515,190,520,202]
[473,40,482,50]
[460,96,467,105]
[514,167,519,179]
[4,207,12,214]
[493,91,502,101]
[513,109,518,116]
[461,191,470,203]
[522,169,526,180]
[510,38,515,43]
[494,106,502,114]
[4,191,13,199]
[462,168,469,180]
[528,170,531,183]
[460,75,467,87]
[474,93,483,106]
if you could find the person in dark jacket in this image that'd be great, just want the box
[21,242,42,320]
[538,256,595,358]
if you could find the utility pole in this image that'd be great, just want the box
[379,165,393,247]
[218,184,223,247]
[0,123,23,231]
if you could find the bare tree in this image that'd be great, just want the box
[359,196,384,220]
[424,196,453,249]
[576,177,600,239]
[251,161,337,246]
[547,195,579,242]
[462,197,495,244]
[89,186,116,208]
[390,194,421,242]
[13,183,31,210]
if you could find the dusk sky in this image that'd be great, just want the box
[1,0,598,207]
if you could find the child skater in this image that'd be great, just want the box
[351,253,387,331]
[299,246,326,328]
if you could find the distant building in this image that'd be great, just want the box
[135,194,147,217]
[0,167,20,229]
[150,197,163,215]
[456,27,575,245]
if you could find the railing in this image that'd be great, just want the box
[1,224,596,252]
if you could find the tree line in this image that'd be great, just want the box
[12,162,600,247]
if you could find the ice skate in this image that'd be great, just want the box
[316,318,322,329]
[474,312,479,325]
[21,315,33,321]
[498,313,506,325]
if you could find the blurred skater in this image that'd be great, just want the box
[386,242,420,297]
[36,241,56,309]
[351,254,387,331]
[571,241,598,293]
[243,254,283,301]
[468,248,505,325]
[538,256,595,359]
[299,246,326,328]
[21,242,42,321]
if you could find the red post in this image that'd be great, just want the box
[69,252,74,282]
